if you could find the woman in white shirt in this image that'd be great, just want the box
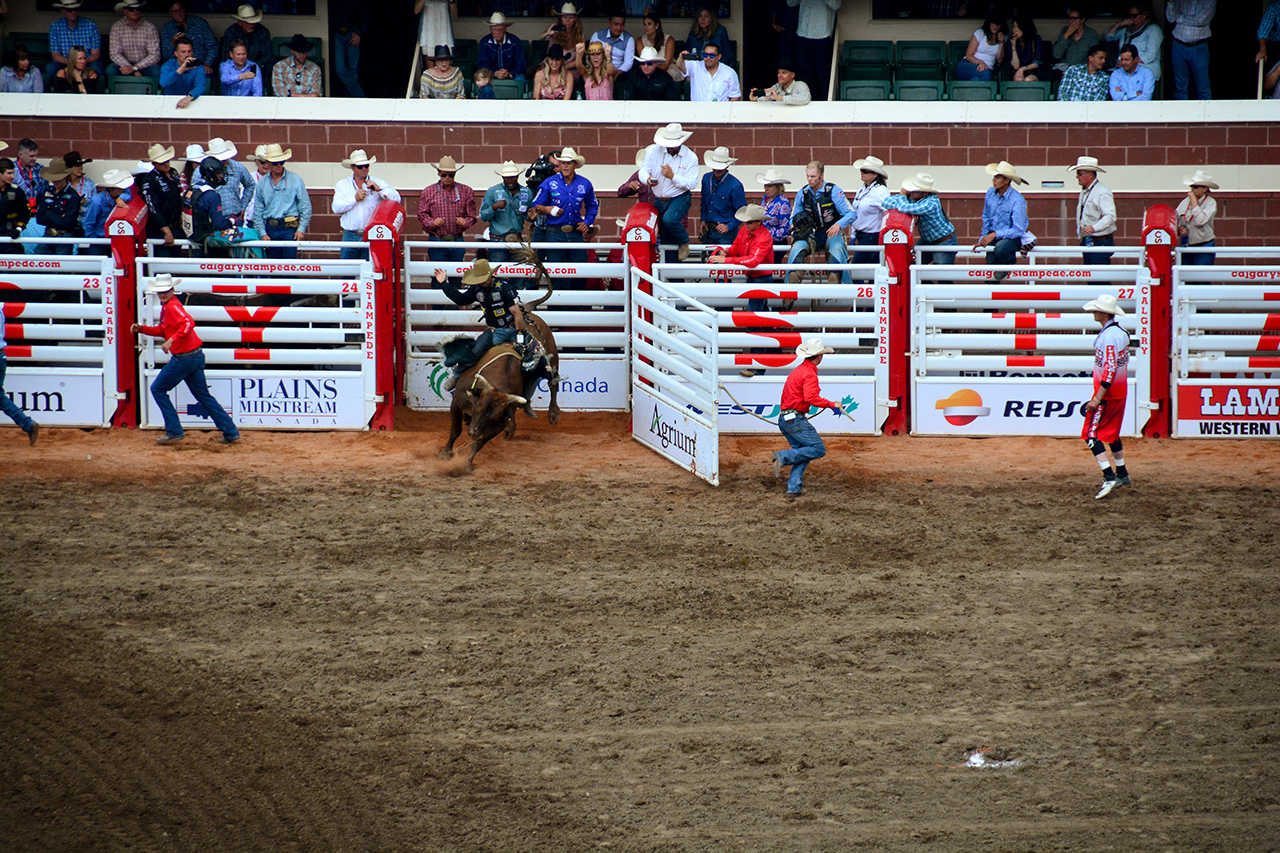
[957,15,1007,82]
[1176,170,1217,266]
[849,155,891,267]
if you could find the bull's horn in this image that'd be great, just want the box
[508,394,527,406]
[471,374,493,394]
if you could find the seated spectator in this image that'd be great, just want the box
[541,3,583,72]
[220,39,263,96]
[1109,44,1155,101]
[47,0,104,80]
[160,36,206,107]
[221,5,272,75]
[1050,7,1099,82]
[622,45,675,100]
[1,47,44,94]
[1259,0,1280,69]
[590,13,636,74]
[272,34,322,98]
[755,168,792,257]
[534,43,574,100]
[419,44,464,99]
[1103,4,1163,83]
[477,12,526,80]
[683,6,732,67]
[575,39,621,100]
[162,1,218,79]
[674,43,741,102]
[639,13,676,71]
[473,67,495,99]
[749,62,810,104]
[53,45,100,93]
[957,14,1006,81]
[108,0,162,81]
[1005,15,1045,82]
[1058,45,1110,101]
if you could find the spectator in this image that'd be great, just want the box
[639,13,676,71]
[958,14,1006,82]
[47,0,103,79]
[771,0,799,70]
[786,0,839,100]
[576,39,620,100]
[12,139,44,204]
[161,1,217,78]
[180,143,206,194]
[220,39,263,96]
[221,4,272,75]
[708,205,773,284]
[755,168,792,251]
[1,47,43,94]
[534,43,574,100]
[473,67,495,98]
[0,156,31,239]
[1103,4,1163,83]
[63,152,96,222]
[415,0,454,64]
[641,123,698,260]
[36,161,79,255]
[541,3,583,72]
[1058,45,1111,101]
[479,160,531,263]
[849,155,890,266]
[1268,57,1280,97]
[1110,44,1155,101]
[333,149,401,260]
[135,142,184,255]
[623,45,675,100]
[1166,0,1215,100]
[420,45,464,99]
[700,146,746,248]
[618,148,656,207]
[160,36,206,107]
[590,13,635,74]
[242,144,270,226]
[477,13,526,80]
[975,160,1029,281]
[82,168,133,243]
[53,45,101,93]
[882,173,958,265]
[273,34,322,98]
[749,62,810,104]
[207,138,255,224]
[1067,155,1116,265]
[785,160,854,284]
[674,43,741,102]
[1051,7,1099,81]
[330,0,369,98]
[250,143,310,260]
[1259,0,1280,68]
[1005,15,1045,82]
[417,155,475,263]
[1176,169,1218,265]
[108,0,161,82]
[529,146,597,265]
[683,6,732,67]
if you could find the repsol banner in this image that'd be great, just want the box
[3,371,108,427]
[145,372,370,430]
[406,357,628,411]
[914,380,1138,437]
[694,380,878,435]
[632,384,718,486]
[1176,384,1280,438]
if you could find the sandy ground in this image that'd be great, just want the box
[2,410,1279,852]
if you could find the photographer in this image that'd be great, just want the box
[159,36,205,108]
[748,63,810,105]
[219,39,262,97]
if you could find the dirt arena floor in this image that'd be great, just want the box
[2,409,1278,852]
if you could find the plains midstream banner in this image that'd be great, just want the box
[144,373,371,430]
[632,384,718,485]
[406,358,629,411]
[4,372,107,427]
[914,379,1138,438]
[687,380,879,435]
[1176,384,1280,438]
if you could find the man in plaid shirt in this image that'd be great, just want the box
[108,0,162,81]
[47,0,104,78]
[417,156,477,264]
[1167,0,1216,99]
[883,173,958,264]
[1058,45,1110,101]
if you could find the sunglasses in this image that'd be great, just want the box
[702,52,718,58]
[860,169,877,174]
[353,164,370,169]
[439,171,456,177]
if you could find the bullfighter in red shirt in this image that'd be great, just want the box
[771,337,844,499]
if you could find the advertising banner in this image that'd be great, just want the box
[3,371,107,426]
[144,372,370,430]
[914,379,1137,437]
[1175,384,1280,438]
[406,358,628,411]
[632,384,718,485]
[710,380,878,434]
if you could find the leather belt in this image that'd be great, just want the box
[1175,37,1208,47]
[173,346,202,356]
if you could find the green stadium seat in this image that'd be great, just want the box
[452,38,478,66]
[839,40,893,82]
[1001,80,1051,101]
[490,78,525,99]
[948,80,997,101]
[895,40,946,80]
[894,79,944,101]
[947,40,970,79]
[840,79,891,101]
[108,76,157,95]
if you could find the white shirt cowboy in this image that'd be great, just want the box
[639,144,698,200]
[333,172,402,233]
[1078,178,1117,237]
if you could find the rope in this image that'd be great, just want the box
[468,349,520,391]
[717,381,862,427]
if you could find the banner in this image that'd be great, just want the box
[914,379,1138,437]
[1176,384,1280,438]
[708,380,878,434]
[3,371,107,426]
[632,384,718,485]
[406,357,628,411]
[145,372,370,430]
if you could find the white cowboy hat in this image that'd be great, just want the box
[147,273,180,293]
[901,172,936,194]
[734,204,766,223]
[985,160,1028,185]
[114,0,145,12]
[558,146,586,167]
[1066,155,1106,173]
[341,149,377,168]
[637,46,662,63]
[494,160,521,178]
[488,12,509,25]
[249,143,269,163]
[1083,293,1125,316]
[101,168,134,190]
[207,138,238,161]
[1184,169,1219,189]
[261,142,291,163]
[556,3,580,15]
[146,143,175,163]
[703,146,737,169]
[796,338,834,358]
[232,4,262,23]
[430,155,464,173]
[130,160,154,176]
[755,169,790,186]
[853,155,888,178]
[654,122,693,147]
[634,148,648,167]
[53,0,83,8]
[183,143,207,162]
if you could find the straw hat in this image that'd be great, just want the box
[985,160,1028,185]
[431,155,464,173]
[261,143,292,163]
[207,138,238,161]
[703,146,737,169]
[183,143,207,162]
[734,204,766,223]
[1184,169,1219,189]
[114,0,145,12]
[53,0,83,8]
[653,122,693,147]
[901,172,936,194]
[341,149,377,167]
[1083,294,1125,316]
[1066,155,1106,173]
[495,160,521,178]
[796,338,834,358]
[634,148,648,167]
[558,146,586,167]
[556,3,580,15]
[853,155,888,178]
[232,4,262,24]
[461,259,495,285]
[147,273,180,293]
[755,169,790,186]
[146,143,175,163]
[101,169,134,190]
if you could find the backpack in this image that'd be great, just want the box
[180,186,212,242]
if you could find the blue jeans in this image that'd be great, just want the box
[0,352,37,433]
[786,231,852,284]
[777,412,826,494]
[955,58,993,81]
[467,326,518,365]
[332,31,364,98]
[987,237,1020,271]
[851,230,880,267]
[921,233,959,264]
[544,227,586,266]
[655,193,691,246]
[340,228,367,260]
[704,224,738,246]
[1186,240,1216,265]
[264,221,298,260]
[1171,38,1211,100]
[428,235,466,263]
[1081,234,1115,266]
[151,348,239,440]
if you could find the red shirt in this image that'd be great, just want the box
[780,358,835,411]
[140,296,202,353]
[719,224,774,278]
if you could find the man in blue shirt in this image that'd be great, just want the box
[700,147,747,248]
[590,13,636,74]
[161,1,219,78]
[976,160,1029,280]
[1109,45,1155,101]
[249,144,311,260]
[82,169,134,252]
[531,146,598,268]
[47,0,105,79]
[786,160,855,283]
[477,13,526,81]
[159,37,206,108]
[479,161,531,264]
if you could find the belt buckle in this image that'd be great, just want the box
[782,411,796,421]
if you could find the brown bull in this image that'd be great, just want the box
[439,344,527,471]
[519,309,561,426]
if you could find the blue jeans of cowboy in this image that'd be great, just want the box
[0,352,36,434]
[777,410,826,494]
[1081,234,1115,266]
[341,228,367,260]
[654,193,691,246]
[264,220,299,260]
[151,348,240,440]
[786,230,852,284]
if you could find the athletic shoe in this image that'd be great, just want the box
[27,422,39,446]
[157,433,185,445]
[1095,479,1118,500]
[771,451,783,480]
[1118,474,1131,487]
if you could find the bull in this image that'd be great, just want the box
[439,345,526,472]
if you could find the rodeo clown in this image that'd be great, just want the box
[770,338,845,500]
[1082,292,1132,500]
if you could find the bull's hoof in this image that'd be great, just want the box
[549,408,561,426]
[438,448,454,460]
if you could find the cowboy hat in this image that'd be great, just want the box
[853,155,888,178]
[286,34,314,53]
[556,2,580,15]
[341,149,376,168]
[261,142,291,163]
[146,143,175,163]
[101,168,134,190]
[734,204,766,223]
[42,161,72,182]
[53,0,83,8]
[147,273,180,293]
[546,43,566,62]
[62,151,93,168]
[901,172,936,194]
[249,143,268,162]
[432,44,453,61]
[755,168,790,186]
[653,122,693,147]
[558,146,586,167]
[494,160,521,178]
[634,148,649,167]
[232,4,262,24]
[703,146,737,169]
[0,142,8,154]
[461,259,495,285]
[796,338,834,358]
[114,0,145,12]
[130,160,154,176]
[637,46,662,63]
[207,138,239,162]
[488,12,509,25]
[431,155,464,173]
[183,143,207,162]
[1184,169,1219,189]
[1083,293,1125,316]
[1066,155,1106,173]
[985,160,1028,185]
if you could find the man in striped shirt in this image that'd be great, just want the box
[1167,0,1215,99]
[1082,293,1131,499]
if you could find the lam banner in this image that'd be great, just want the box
[632,384,718,485]
[146,372,371,430]
[705,380,878,434]
[407,358,628,411]
[1176,384,1280,438]
[914,380,1138,437]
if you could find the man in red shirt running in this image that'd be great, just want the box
[771,337,843,499]
[130,274,240,445]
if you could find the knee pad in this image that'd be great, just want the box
[1109,439,1123,454]
[1087,438,1107,457]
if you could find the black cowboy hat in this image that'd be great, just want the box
[287,33,313,53]
[432,44,453,61]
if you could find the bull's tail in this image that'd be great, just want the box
[514,237,554,309]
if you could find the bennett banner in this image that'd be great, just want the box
[914,379,1138,437]
[145,372,371,430]
[1176,384,1280,438]
[632,383,718,485]
[3,371,108,427]
[707,380,878,434]
[406,358,628,411]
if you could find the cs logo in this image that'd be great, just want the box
[935,389,991,426]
